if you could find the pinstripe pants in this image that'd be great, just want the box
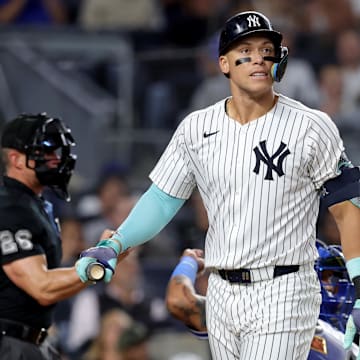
[206,263,321,360]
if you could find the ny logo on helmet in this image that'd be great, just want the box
[253,140,290,180]
[247,15,261,28]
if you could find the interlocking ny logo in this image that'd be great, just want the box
[247,15,261,27]
[253,141,290,180]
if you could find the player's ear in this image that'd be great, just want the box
[219,55,230,76]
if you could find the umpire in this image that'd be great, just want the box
[0,113,95,359]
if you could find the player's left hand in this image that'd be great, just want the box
[75,246,117,283]
[182,248,205,273]
[344,299,360,359]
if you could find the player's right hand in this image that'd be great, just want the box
[75,246,117,283]
[344,299,360,359]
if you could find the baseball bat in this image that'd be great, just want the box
[86,262,106,281]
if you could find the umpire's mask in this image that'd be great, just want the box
[1,113,77,201]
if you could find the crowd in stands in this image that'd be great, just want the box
[1,0,360,131]
[1,0,360,358]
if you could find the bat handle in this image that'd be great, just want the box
[86,262,106,281]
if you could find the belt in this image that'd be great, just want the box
[217,265,300,284]
[0,319,48,345]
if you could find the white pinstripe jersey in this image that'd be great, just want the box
[149,94,344,269]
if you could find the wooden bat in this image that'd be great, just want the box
[86,262,106,281]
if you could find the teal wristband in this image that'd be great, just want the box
[171,256,198,284]
[346,257,360,280]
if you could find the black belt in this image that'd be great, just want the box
[0,319,48,345]
[217,265,300,284]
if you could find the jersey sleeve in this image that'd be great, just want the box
[150,119,196,199]
[306,111,345,190]
[0,205,45,265]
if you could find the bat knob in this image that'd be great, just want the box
[86,262,105,281]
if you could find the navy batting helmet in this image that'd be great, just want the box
[218,11,288,82]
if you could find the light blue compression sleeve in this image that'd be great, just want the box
[112,183,186,251]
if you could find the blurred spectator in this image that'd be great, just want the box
[273,22,320,108]
[138,0,233,130]
[82,309,134,360]
[349,0,360,20]
[0,0,68,25]
[117,321,151,360]
[173,188,208,251]
[335,28,360,118]
[326,29,360,165]
[186,32,229,113]
[252,0,304,32]
[161,0,228,47]
[79,170,131,247]
[303,0,356,34]
[321,28,360,164]
[62,248,170,356]
[98,248,169,328]
[62,0,80,24]
[78,0,164,31]
[59,216,86,267]
[318,64,344,120]
[52,216,96,358]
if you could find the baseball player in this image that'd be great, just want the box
[76,10,360,360]
[166,247,359,360]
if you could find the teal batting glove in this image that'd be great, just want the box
[344,299,360,359]
[75,239,121,283]
[75,256,98,283]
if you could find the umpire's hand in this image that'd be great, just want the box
[344,299,360,359]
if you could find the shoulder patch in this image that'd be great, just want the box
[0,229,33,255]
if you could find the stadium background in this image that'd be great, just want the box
[0,0,360,359]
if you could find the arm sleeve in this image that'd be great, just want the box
[113,183,186,250]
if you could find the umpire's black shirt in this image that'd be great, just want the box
[0,176,62,329]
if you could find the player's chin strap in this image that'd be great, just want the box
[234,46,288,82]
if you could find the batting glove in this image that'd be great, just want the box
[344,299,360,359]
[76,239,120,283]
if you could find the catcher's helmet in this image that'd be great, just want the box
[1,113,77,201]
[218,11,288,82]
[315,240,355,333]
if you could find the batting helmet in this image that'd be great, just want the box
[315,240,355,333]
[218,11,288,82]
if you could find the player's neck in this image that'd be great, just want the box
[226,93,278,125]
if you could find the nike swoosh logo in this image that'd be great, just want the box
[203,130,219,138]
